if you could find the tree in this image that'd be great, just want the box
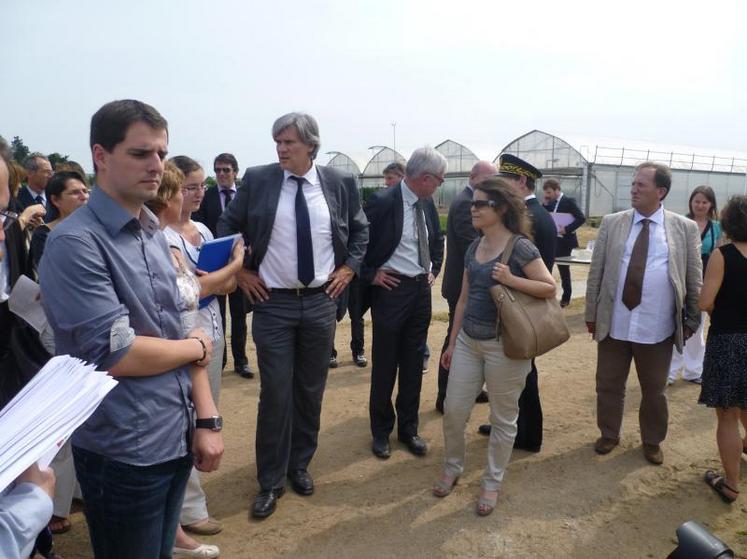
[47,152,70,169]
[205,176,217,188]
[10,136,29,163]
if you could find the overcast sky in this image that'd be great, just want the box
[3,0,745,173]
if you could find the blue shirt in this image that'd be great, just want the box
[39,187,192,466]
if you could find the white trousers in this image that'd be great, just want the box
[180,335,224,525]
[442,330,530,491]
[669,312,706,381]
[50,440,77,517]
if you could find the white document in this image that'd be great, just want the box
[0,356,117,492]
[8,275,48,334]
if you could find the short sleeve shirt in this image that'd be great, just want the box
[461,236,541,340]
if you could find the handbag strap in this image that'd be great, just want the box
[499,235,520,266]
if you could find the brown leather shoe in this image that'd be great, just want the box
[594,437,619,455]
[643,444,663,465]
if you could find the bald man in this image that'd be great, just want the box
[436,161,497,412]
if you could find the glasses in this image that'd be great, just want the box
[470,200,497,209]
[214,167,234,174]
[183,184,207,194]
[427,173,445,185]
[0,210,19,231]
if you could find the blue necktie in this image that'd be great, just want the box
[290,176,315,286]
[34,195,43,205]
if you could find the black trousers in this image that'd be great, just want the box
[555,240,573,303]
[369,275,431,440]
[347,277,372,356]
[514,360,543,451]
[252,291,337,491]
[217,288,249,368]
[437,300,457,405]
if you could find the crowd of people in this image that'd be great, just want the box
[0,98,745,558]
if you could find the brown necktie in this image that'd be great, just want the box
[621,218,650,310]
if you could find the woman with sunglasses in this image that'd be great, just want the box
[433,177,556,516]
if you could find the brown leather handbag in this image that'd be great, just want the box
[489,236,570,359]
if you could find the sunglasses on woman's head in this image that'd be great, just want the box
[470,200,496,209]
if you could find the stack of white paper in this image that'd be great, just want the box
[0,355,117,492]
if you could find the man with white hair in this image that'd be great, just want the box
[218,112,369,518]
[363,147,445,459]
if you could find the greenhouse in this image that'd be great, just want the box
[322,130,747,216]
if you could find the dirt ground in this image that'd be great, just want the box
[56,227,747,558]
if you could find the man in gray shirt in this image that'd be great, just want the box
[40,100,223,557]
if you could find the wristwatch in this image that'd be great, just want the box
[195,416,223,432]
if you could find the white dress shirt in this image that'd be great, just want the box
[260,166,334,288]
[0,239,9,303]
[610,206,675,344]
[381,180,430,277]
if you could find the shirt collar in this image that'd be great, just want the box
[26,184,45,202]
[88,186,160,237]
[633,204,664,226]
[220,183,237,192]
[400,179,419,206]
[284,165,319,186]
[524,194,536,201]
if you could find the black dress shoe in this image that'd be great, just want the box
[287,469,314,496]
[372,437,391,459]
[560,299,570,308]
[399,435,427,456]
[251,487,285,519]
[329,355,338,368]
[475,390,489,403]
[514,442,541,453]
[477,424,491,436]
[353,353,367,367]
[235,363,254,379]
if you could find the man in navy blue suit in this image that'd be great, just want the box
[16,153,52,210]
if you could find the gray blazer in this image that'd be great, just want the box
[217,163,369,275]
[584,208,702,352]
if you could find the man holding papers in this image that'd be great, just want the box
[543,179,586,306]
[39,100,223,558]
[218,112,368,519]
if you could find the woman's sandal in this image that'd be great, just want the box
[48,515,72,534]
[432,474,459,498]
[704,470,739,504]
[476,489,498,516]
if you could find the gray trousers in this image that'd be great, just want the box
[596,336,674,445]
[252,291,337,491]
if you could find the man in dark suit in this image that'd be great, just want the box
[543,178,586,306]
[436,160,497,413]
[218,112,368,519]
[363,147,445,459]
[16,153,52,210]
[193,153,254,379]
[479,154,556,452]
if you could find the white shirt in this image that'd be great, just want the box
[0,239,9,303]
[25,185,45,206]
[610,206,675,344]
[381,180,429,277]
[260,166,334,288]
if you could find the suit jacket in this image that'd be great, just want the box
[15,185,47,212]
[441,185,477,305]
[217,163,369,274]
[526,197,556,271]
[543,195,586,252]
[191,186,225,237]
[584,208,702,352]
[361,182,444,283]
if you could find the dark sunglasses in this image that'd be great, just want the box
[470,200,497,209]
[214,167,234,174]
